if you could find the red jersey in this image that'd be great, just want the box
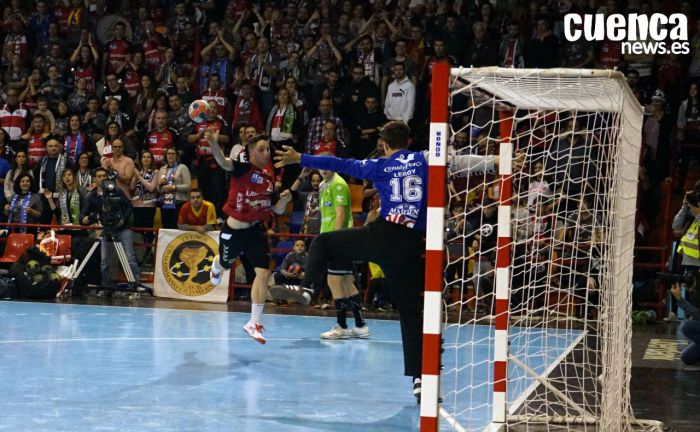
[106,39,131,74]
[122,66,141,98]
[201,89,227,117]
[142,35,163,75]
[311,139,337,155]
[223,164,275,223]
[194,118,225,158]
[73,62,96,94]
[27,133,47,168]
[146,128,177,167]
[178,200,217,226]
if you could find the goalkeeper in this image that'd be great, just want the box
[274,121,507,401]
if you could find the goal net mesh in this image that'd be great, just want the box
[435,68,656,431]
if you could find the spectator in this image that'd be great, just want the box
[273,239,308,285]
[67,77,89,115]
[188,101,230,212]
[168,93,195,142]
[104,97,134,138]
[43,167,85,227]
[118,51,148,99]
[306,98,345,154]
[5,54,28,91]
[266,87,302,153]
[246,36,278,118]
[499,20,525,68]
[4,149,31,202]
[351,96,385,159]
[0,87,30,144]
[527,16,559,68]
[643,90,673,184]
[174,75,194,106]
[103,21,131,76]
[232,79,264,133]
[200,33,236,90]
[384,62,415,123]
[69,33,99,94]
[177,188,217,233]
[75,151,92,192]
[381,38,418,102]
[4,173,42,233]
[342,63,379,123]
[669,285,700,368]
[144,110,180,168]
[101,74,131,113]
[464,23,498,67]
[290,168,322,235]
[83,97,106,141]
[139,20,166,76]
[101,138,134,199]
[201,73,229,118]
[36,136,70,203]
[64,114,94,165]
[133,74,156,134]
[53,100,70,137]
[310,120,345,156]
[158,146,191,229]
[131,149,159,250]
[21,113,48,168]
[96,121,132,162]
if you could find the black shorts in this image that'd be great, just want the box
[327,259,353,276]
[219,223,270,270]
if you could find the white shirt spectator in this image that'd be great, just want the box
[384,64,415,122]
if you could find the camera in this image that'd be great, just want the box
[657,272,697,289]
[100,180,132,233]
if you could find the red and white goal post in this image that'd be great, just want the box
[421,64,665,432]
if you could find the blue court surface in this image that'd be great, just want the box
[0,302,581,431]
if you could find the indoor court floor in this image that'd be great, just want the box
[0,301,581,432]
[1,301,409,432]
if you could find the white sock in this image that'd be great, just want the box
[249,303,265,325]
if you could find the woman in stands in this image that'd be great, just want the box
[131,150,160,250]
[4,173,42,234]
[157,146,191,229]
[75,151,93,192]
[43,167,88,251]
[4,150,32,202]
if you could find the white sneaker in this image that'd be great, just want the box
[243,322,266,344]
[269,284,311,305]
[320,323,351,339]
[350,325,370,338]
[210,256,222,286]
[663,312,680,322]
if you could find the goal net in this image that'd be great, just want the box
[420,65,662,432]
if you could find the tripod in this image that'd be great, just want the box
[65,229,143,300]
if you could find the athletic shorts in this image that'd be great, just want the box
[327,259,353,276]
[219,223,270,270]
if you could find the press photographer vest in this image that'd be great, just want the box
[222,165,274,223]
[677,220,699,259]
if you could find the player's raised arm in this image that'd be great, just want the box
[206,127,234,171]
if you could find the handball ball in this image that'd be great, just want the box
[189,99,211,123]
[288,263,301,274]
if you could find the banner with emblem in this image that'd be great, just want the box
[154,229,230,303]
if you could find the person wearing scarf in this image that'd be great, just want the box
[131,150,160,248]
[64,114,94,164]
[265,87,300,188]
[158,147,191,229]
[43,167,88,254]
[4,150,33,202]
[4,173,42,234]
[36,136,71,224]
[231,80,264,132]
[75,151,93,193]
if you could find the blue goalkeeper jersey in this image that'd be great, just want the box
[300,150,429,231]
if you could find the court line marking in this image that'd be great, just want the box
[0,336,403,345]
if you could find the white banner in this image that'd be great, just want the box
[154,229,229,303]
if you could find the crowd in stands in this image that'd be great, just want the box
[0,0,696,308]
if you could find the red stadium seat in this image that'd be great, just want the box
[0,233,35,263]
[51,235,72,265]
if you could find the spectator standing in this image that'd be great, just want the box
[130,150,160,245]
[4,173,42,233]
[384,62,415,123]
[101,139,134,199]
[0,87,30,144]
[144,110,179,168]
[158,147,191,229]
[21,114,48,169]
[4,150,31,202]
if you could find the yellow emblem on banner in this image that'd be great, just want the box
[161,232,219,296]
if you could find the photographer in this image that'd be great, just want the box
[667,181,700,321]
[80,167,140,289]
[670,285,700,369]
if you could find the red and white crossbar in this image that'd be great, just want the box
[493,111,514,423]
[420,61,450,432]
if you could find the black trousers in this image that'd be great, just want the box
[304,218,425,377]
[160,202,184,229]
